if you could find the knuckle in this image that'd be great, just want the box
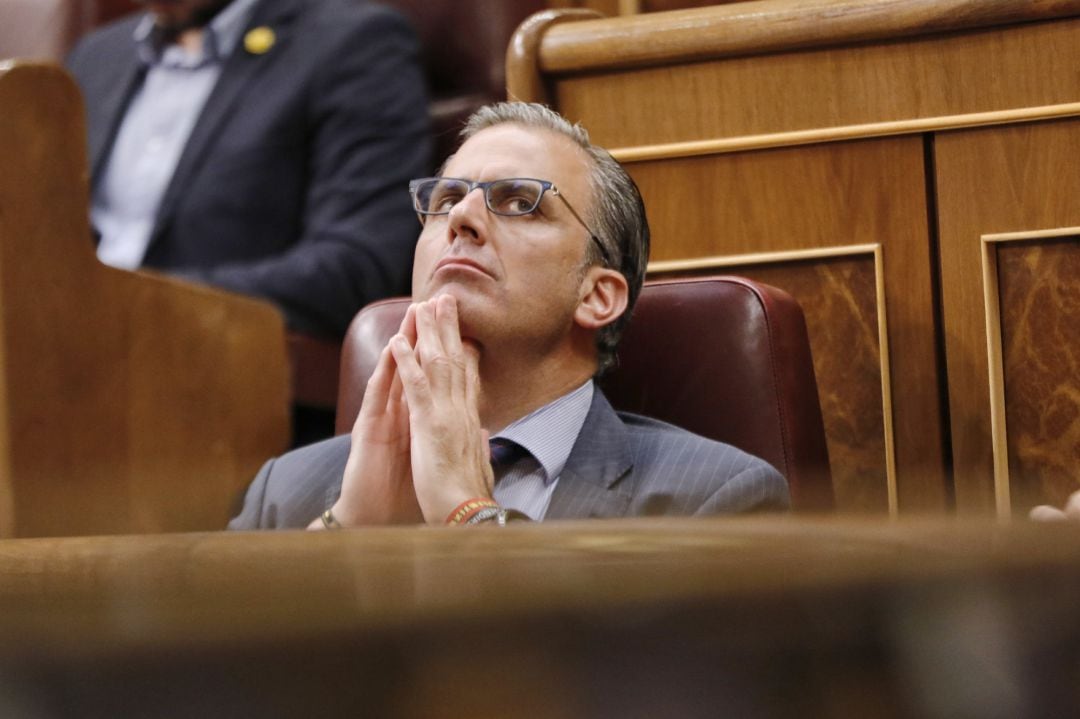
[427,354,452,372]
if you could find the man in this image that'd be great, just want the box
[66,0,430,338]
[229,103,789,529]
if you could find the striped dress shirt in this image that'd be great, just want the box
[492,380,594,520]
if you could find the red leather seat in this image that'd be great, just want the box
[336,275,834,511]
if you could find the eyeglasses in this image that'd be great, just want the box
[408,177,612,267]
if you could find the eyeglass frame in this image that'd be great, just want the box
[408,177,613,267]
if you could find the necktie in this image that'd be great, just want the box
[489,437,526,470]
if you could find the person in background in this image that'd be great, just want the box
[228,102,789,530]
[67,0,430,340]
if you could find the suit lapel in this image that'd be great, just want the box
[545,390,635,519]
[88,18,146,182]
[148,0,302,246]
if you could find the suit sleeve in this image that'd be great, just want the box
[227,435,352,530]
[227,458,275,530]
[693,461,791,516]
[181,7,432,337]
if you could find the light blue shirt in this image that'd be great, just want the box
[91,0,260,269]
[492,380,594,520]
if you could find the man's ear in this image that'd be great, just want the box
[574,267,629,330]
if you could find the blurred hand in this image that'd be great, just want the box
[1029,489,1080,522]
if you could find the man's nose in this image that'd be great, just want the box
[447,186,489,240]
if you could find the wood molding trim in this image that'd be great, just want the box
[649,244,899,516]
[980,226,1080,519]
[506,8,602,104]
[608,103,1080,164]
[536,0,1080,74]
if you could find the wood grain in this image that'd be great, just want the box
[659,255,890,514]
[533,0,1080,74]
[936,119,1080,514]
[508,0,1080,516]
[1,518,1080,715]
[550,16,1080,148]
[997,238,1080,513]
[0,62,290,536]
[628,137,946,512]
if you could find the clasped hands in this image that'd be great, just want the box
[313,294,494,528]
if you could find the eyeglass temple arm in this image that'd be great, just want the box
[552,189,613,267]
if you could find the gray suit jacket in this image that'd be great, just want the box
[228,390,790,529]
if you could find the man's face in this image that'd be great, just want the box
[411,124,599,354]
[138,0,233,34]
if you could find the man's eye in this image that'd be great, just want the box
[497,194,535,214]
[430,191,463,211]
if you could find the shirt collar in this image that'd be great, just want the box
[134,0,261,68]
[494,380,594,486]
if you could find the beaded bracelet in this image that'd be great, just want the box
[445,497,500,525]
[464,507,502,525]
[466,507,533,526]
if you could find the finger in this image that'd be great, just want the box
[1065,490,1080,519]
[388,355,405,403]
[388,361,409,433]
[355,344,396,434]
[435,294,467,400]
[415,299,451,394]
[480,428,491,465]
[399,303,418,346]
[435,294,464,356]
[463,338,482,417]
[389,333,432,414]
[1029,505,1067,521]
[479,428,495,494]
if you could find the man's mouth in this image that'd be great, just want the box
[434,257,493,278]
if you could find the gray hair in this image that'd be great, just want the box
[458,102,650,375]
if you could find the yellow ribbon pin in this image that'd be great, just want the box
[244,26,276,55]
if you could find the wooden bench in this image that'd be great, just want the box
[0,62,289,537]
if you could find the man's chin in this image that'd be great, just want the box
[426,287,486,340]
[425,283,481,306]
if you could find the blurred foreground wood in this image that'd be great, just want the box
[0,517,1078,717]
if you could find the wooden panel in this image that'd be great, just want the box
[552,16,1080,148]
[629,136,946,511]
[0,63,290,536]
[997,238,1080,513]
[533,0,1080,76]
[936,119,1080,514]
[547,0,622,13]
[548,0,748,13]
[510,1,1080,515]
[1,519,1080,715]
[662,255,889,514]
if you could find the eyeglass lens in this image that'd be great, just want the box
[416,179,544,216]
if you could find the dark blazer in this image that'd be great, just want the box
[228,389,790,529]
[67,0,432,337]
